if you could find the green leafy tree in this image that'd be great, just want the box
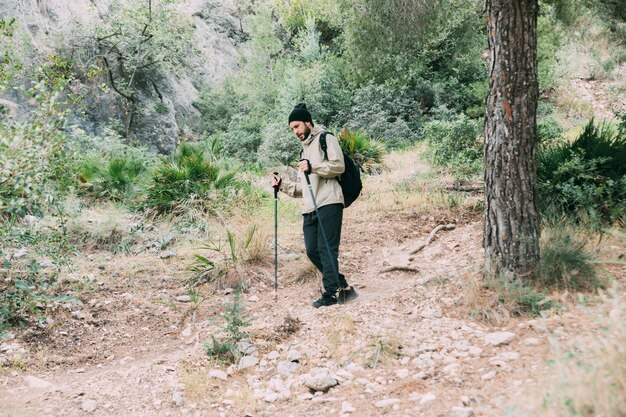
[87,0,193,135]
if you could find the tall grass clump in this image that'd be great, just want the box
[538,222,607,292]
[144,143,249,216]
[537,118,626,227]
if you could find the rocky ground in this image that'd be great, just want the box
[1,146,624,417]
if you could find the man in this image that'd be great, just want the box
[271,103,358,308]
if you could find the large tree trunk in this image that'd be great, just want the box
[484,0,540,282]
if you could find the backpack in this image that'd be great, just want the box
[319,132,363,208]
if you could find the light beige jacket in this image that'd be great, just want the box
[281,126,345,214]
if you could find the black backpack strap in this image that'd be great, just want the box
[319,132,329,161]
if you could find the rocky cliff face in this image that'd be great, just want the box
[0,0,248,154]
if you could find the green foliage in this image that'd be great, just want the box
[0,213,78,333]
[0,65,77,218]
[422,113,483,178]
[337,128,386,174]
[144,143,249,216]
[538,223,605,292]
[89,0,193,101]
[78,156,148,201]
[188,225,260,287]
[537,116,564,144]
[537,119,626,227]
[204,285,251,364]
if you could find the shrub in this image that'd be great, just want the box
[537,119,626,226]
[337,128,386,174]
[144,143,248,216]
[78,156,148,201]
[204,285,251,364]
[422,113,483,177]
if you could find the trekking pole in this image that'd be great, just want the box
[273,172,279,302]
[303,172,342,295]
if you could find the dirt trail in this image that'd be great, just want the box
[1,151,624,417]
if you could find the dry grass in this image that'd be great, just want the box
[513,291,626,417]
[351,145,481,218]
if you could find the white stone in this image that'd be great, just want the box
[468,346,483,356]
[175,295,191,302]
[484,332,516,346]
[286,350,301,362]
[81,399,97,413]
[375,398,401,408]
[420,393,437,404]
[267,350,280,360]
[395,369,410,379]
[448,406,474,417]
[482,371,497,380]
[341,401,356,413]
[238,356,259,370]
[23,376,52,389]
[523,338,540,346]
[498,351,520,362]
[304,368,338,392]
[277,360,301,377]
[248,295,259,302]
[208,370,228,381]
[171,392,184,407]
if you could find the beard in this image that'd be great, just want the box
[300,125,312,141]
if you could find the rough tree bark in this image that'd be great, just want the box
[484,0,540,282]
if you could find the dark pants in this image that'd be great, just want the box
[303,203,348,298]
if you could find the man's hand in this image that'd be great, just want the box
[298,159,312,174]
[271,173,282,190]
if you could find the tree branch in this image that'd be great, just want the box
[101,56,134,102]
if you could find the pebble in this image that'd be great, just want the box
[81,399,98,413]
[484,332,516,346]
[375,398,401,408]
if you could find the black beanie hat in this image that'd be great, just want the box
[288,103,312,124]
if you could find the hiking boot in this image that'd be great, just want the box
[337,286,359,304]
[312,295,337,308]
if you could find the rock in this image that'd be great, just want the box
[277,360,301,377]
[448,406,474,417]
[81,399,98,413]
[375,398,401,408]
[468,346,483,356]
[484,331,516,346]
[420,393,437,404]
[160,251,177,259]
[171,391,184,407]
[395,369,410,379]
[286,350,301,362]
[420,308,443,319]
[235,340,257,356]
[248,295,259,302]
[497,351,520,362]
[523,337,540,346]
[341,401,356,413]
[208,369,228,381]
[267,350,279,360]
[175,295,191,302]
[238,356,259,370]
[304,368,338,392]
[481,371,497,380]
[23,376,52,389]
[13,248,28,259]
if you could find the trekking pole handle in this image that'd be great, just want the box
[304,171,311,186]
[273,172,279,198]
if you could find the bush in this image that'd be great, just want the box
[422,113,483,177]
[537,119,626,226]
[78,156,148,201]
[144,143,248,216]
[337,128,386,174]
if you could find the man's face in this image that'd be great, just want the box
[289,121,312,141]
